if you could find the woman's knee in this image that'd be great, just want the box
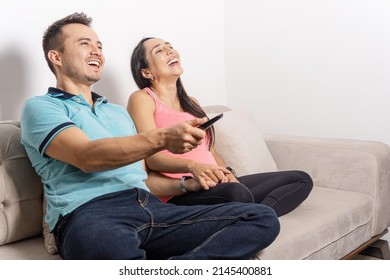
[216,183,255,203]
[299,170,313,183]
[295,170,314,194]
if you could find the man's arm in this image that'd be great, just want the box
[45,118,207,173]
[145,171,203,196]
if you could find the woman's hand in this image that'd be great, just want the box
[225,172,239,183]
[188,162,229,190]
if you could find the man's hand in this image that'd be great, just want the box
[164,117,208,154]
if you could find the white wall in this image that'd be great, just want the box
[0,0,225,120]
[225,0,390,145]
[2,0,390,146]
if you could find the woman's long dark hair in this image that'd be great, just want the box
[130,37,215,148]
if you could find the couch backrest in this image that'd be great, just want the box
[202,105,278,176]
[0,121,43,245]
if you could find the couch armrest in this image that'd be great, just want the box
[264,133,390,236]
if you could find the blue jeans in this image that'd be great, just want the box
[54,188,280,260]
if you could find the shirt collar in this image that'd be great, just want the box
[46,87,107,103]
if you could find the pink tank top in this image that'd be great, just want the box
[144,87,217,201]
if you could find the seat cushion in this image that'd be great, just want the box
[256,186,373,259]
[0,236,61,260]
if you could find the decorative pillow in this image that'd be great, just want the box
[42,194,58,255]
[0,121,44,245]
[211,108,278,176]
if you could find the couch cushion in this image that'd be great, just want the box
[0,236,61,260]
[256,186,373,259]
[0,121,43,245]
[203,106,278,176]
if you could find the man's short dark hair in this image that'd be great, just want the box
[42,12,92,75]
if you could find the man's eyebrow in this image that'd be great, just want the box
[77,37,91,42]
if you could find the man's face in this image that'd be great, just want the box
[58,23,105,85]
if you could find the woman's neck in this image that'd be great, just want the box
[150,82,182,111]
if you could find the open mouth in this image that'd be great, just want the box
[167,58,179,66]
[88,60,101,68]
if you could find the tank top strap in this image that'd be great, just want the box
[143,87,159,100]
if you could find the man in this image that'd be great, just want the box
[20,12,279,260]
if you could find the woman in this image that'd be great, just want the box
[127,37,313,216]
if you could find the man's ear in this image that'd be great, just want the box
[48,50,62,67]
[141,68,153,80]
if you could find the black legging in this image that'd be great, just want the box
[167,170,313,217]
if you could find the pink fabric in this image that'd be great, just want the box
[144,87,217,202]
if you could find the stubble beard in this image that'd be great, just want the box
[68,67,101,84]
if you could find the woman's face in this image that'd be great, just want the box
[142,38,183,81]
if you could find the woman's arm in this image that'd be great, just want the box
[127,90,198,172]
[127,90,227,188]
[145,171,204,196]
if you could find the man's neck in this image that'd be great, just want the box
[56,80,94,106]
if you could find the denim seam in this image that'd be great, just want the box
[147,214,248,227]
[136,191,154,245]
[184,214,249,256]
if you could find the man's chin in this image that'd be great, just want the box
[87,76,101,83]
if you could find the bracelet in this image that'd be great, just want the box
[226,166,238,178]
[180,176,193,193]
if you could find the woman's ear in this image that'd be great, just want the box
[48,50,62,67]
[141,68,153,80]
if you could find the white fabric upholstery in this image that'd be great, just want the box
[265,133,390,238]
[257,187,373,259]
[210,108,278,175]
[0,121,43,246]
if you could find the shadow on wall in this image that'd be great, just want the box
[0,51,126,120]
[92,65,125,107]
[0,47,26,121]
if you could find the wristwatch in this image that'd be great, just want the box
[180,176,193,193]
[226,166,238,178]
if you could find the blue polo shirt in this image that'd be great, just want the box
[20,87,149,230]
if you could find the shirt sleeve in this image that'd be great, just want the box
[20,96,76,156]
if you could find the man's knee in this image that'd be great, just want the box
[247,204,280,241]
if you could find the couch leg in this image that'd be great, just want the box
[359,239,390,260]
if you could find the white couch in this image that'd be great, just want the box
[1,105,390,260]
